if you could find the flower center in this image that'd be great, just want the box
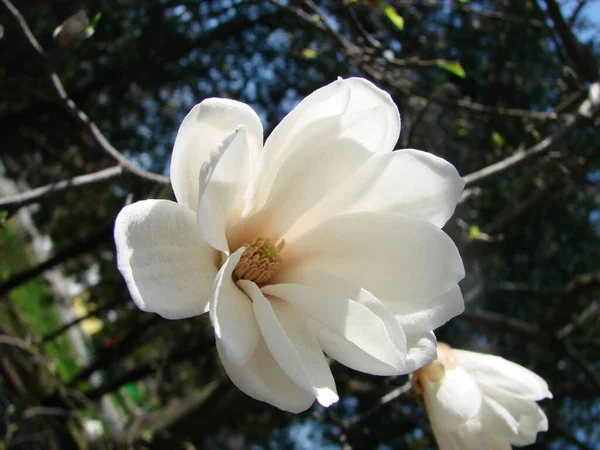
[233,237,285,284]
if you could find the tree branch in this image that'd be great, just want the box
[543,0,599,82]
[66,315,161,387]
[462,82,599,190]
[548,271,600,332]
[344,380,413,428]
[42,296,125,343]
[0,0,169,185]
[0,166,123,214]
[556,300,599,339]
[0,226,113,299]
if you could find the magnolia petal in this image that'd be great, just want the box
[453,350,552,401]
[424,367,483,432]
[244,77,399,216]
[391,285,464,334]
[511,403,548,446]
[481,387,549,446]
[262,283,405,375]
[488,437,512,450]
[273,268,407,359]
[480,396,520,437]
[403,330,438,374]
[238,138,372,240]
[288,149,464,238]
[239,280,338,407]
[209,248,260,366]
[114,200,217,319]
[283,212,465,304]
[216,338,315,413]
[197,126,251,253]
[449,431,510,450]
[170,98,263,211]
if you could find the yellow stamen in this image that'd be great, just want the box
[233,238,285,284]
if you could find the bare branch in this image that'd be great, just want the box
[0,0,169,185]
[547,271,600,331]
[561,340,600,392]
[344,381,413,428]
[66,315,161,386]
[0,335,34,353]
[543,0,599,82]
[462,83,599,191]
[0,226,113,299]
[395,0,545,28]
[463,118,575,189]
[455,99,557,120]
[458,310,548,344]
[557,300,599,339]
[42,296,125,343]
[0,165,123,213]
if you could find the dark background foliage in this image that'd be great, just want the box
[0,0,599,449]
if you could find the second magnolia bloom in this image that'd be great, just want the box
[413,343,552,449]
[115,77,466,412]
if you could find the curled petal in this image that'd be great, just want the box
[209,248,260,366]
[239,280,338,407]
[288,149,465,238]
[403,330,438,374]
[480,396,520,438]
[170,98,263,211]
[114,200,217,319]
[453,350,553,401]
[262,283,406,375]
[197,126,252,253]
[216,338,315,413]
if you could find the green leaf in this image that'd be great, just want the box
[381,3,404,30]
[491,131,505,148]
[301,48,318,59]
[437,60,466,78]
[458,0,469,3]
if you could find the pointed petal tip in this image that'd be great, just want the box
[316,388,339,408]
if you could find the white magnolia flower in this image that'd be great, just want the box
[412,343,552,449]
[114,77,465,412]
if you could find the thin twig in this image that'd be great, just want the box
[42,296,125,343]
[0,335,34,353]
[455,99,557,120]
[0,226,113,298]
[344,381,413,427]
[547,271,600,330]
[463,116,579,189]
[22,406,76,420]
[0,165,123,213]
[556,300,599,339]
[0,0,169,185]
[544,0,599,83]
